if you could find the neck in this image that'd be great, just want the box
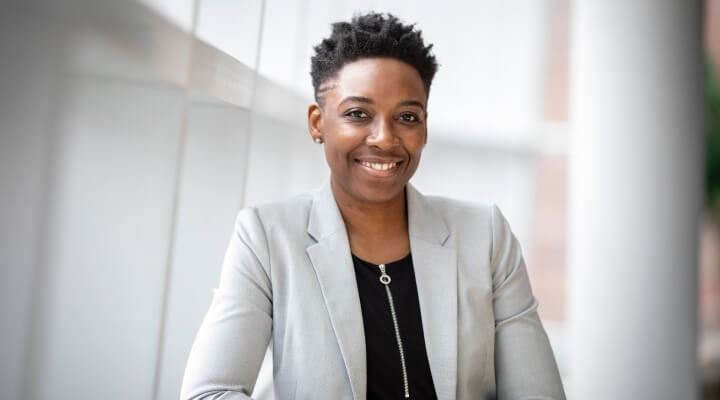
[333,185,407,234]
[331,180,410,263]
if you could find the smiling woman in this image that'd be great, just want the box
[181,12,565,400]
[309,58,428,237]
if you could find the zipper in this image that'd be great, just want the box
[378,263,410,399]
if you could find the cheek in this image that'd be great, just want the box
[408,153,423,170]
[405,134,427,156]
[325,127,367,158]
[322,141,354,172]
[406,139,426,169]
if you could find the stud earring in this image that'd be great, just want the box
[313,137,324,144]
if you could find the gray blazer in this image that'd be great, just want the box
[181,182,566,400]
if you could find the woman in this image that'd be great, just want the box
[181,12,565,400]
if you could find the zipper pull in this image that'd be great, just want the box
[378,264,391,285]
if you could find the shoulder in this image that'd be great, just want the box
[252,192,314,222]
[417,193,521,281]
[421,194,502,229]
[416,192,515,256]
[234,191,315,233]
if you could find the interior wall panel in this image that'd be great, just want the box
[35,76,185,400]
[243,115,328,207]
[0,16,68,400]
[157,103,252,400]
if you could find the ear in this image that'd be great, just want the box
[308,103,323,142]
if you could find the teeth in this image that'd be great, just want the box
[361,161,398,171]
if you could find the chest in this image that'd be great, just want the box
[267,246,497,399]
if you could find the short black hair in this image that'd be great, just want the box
[310,12,438,102]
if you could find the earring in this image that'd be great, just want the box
[313,137,324,144]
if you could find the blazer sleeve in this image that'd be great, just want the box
[490,205,566,400]
[180,208,273,400]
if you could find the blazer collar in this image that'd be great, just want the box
[305,180,458,400]
[306,180,345,242]
[406,182,451,245]
[307,180,451,245]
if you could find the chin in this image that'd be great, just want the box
[355,183,406,204]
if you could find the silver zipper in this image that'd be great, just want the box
[378,263,410,399]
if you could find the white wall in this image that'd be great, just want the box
[0,13,69,400]
[37,75,185,400]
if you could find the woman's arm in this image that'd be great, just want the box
[181,208,273,400]
[490,205,566,400]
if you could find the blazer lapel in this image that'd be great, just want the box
[407,183,458,400]
[304,182,458,400]
[305,182,366,400]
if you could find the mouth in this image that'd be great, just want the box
[355,159,404,177]
[357,160,401,171]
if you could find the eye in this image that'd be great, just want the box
[398,112,421,123]
[344,109,369,120]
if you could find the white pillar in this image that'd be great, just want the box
[567,1,703,399]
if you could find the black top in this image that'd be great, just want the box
[352,253,438,400]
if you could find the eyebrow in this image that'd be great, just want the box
[338,96,426,111]
[397,99,427,111]
[338,96,374,107]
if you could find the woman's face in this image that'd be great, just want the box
[308,57,428,206]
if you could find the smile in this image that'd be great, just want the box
[358,160,401,171]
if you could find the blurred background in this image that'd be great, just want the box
[0,0,716,399]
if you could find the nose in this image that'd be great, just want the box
[366,118,398,150]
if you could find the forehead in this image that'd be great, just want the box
[325,58,427,105]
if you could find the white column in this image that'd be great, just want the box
[567,1,703,399]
